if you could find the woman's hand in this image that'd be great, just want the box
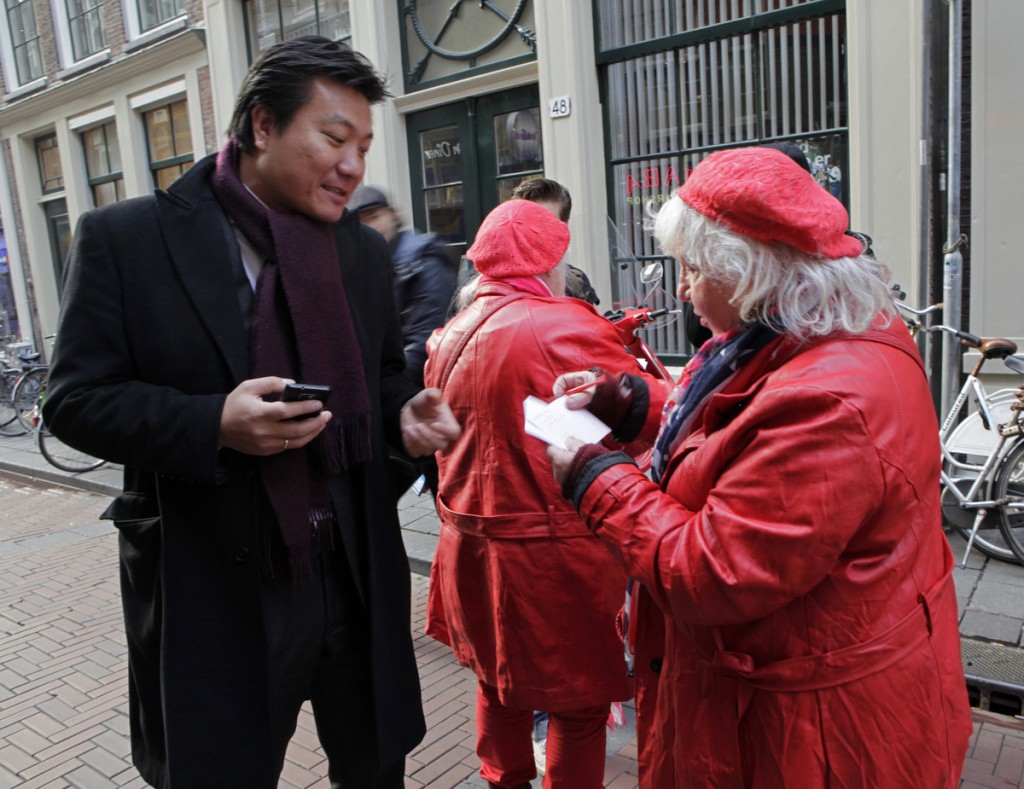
[547,437,585,487]
[401,388,462,457]
[553,370,602,410]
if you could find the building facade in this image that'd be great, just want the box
[0,0,1020,371]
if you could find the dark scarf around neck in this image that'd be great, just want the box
[210,139,372,579]
[651,322,778,483]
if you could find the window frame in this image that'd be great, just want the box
[35,133,65,195]
[1,0,45,88]
[51,0,107,66]
[243,0,352,62]
[141,97,194,190]
[123,0,185,40]
[595,0,849,363]
[80,119,125,208]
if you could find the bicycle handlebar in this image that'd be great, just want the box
[895,301,944,318]
[916,323,983,347]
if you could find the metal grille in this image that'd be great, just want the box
[597,0,825,51]
[602,3,847,360]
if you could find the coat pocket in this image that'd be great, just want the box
[101,492,161,645]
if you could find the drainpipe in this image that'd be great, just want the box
[941,0,965,420]
[919,0,934,382]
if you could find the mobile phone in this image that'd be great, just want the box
[280,383,331,420]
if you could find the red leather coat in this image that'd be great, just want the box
[423,280,659,710]
[577,319,972,787]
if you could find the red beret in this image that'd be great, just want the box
[467,199,570,278]
[678,147,864,259]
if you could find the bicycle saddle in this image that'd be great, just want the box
[979,337,1018,359]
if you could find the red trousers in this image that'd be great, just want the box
[475,681,608,789]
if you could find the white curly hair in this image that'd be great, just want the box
[650,195,895,338]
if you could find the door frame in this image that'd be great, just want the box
[405,84,541,257]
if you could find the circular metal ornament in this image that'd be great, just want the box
[408,0,528,61]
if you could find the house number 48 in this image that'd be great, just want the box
[548,96,571,119]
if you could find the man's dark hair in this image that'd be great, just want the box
[760,141,811,173]
[229,36,390,153]
[511,177,572,222]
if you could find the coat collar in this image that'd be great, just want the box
[152,153,367,386]
[155,153,251,384]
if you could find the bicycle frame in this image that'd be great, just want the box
[895,295,1024,566]
[934,338,1024,566]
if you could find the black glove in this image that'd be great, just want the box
[586,367,649,442]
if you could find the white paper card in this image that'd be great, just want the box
[523,395,612,450]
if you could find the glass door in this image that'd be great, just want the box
[406,84,542,261]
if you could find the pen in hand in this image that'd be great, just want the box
[560,373,606,399]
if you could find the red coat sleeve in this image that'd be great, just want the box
[577,385,886,627]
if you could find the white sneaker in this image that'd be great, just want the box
[533,737,547,776]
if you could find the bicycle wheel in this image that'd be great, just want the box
[13,368,46,433]
[943,408,1022,562]
[36,418,106,473]
[0,369,26,436]
[994,439,1024,563]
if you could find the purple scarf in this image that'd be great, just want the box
[210,140,371,578]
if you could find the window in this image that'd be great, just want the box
[137,0,184,34]
[5,0,43,85]
[493,108,542,202]
[35,134,64,194]
[44,199,71,295]
[143,99,193,190]
[65,0,105,60]
[598,0,847,359]
[246,0,350,57]
[82,121,124,207]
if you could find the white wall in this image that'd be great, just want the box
[969,0,1024,349]
[532,1,611,303]
[847,0,925,300]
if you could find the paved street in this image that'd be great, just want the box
[0,438,1022,786]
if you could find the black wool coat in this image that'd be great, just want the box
[43,153,425,787]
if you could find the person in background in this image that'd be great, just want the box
[350,185,457,387]
[511,177,600,305]
[449,178,599,323]
[424,199,664,789]
[43,37,460,788]
[509,175,601,773]
[350,185,457,501]
[547,146,972,786]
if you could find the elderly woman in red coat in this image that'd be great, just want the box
[548,147,973,787]
[423,199,664,789]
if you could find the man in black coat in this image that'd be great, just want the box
[43,36,459,788]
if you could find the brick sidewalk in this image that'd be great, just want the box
[0,475,1020,787]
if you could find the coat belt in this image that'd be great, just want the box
[436,495,593,539]
[708,572,954,693]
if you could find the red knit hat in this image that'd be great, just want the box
[468,199,570,277]
[677,147,864,259]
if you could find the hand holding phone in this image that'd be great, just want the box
[280,383,331,420]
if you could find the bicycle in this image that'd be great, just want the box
[29,376,107,474]
[896,297,1024,566]
[11,350,49,435]
[0,347,48,437]
[0,358,25,436]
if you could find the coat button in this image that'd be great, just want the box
[649,659,663,674]
[235,548,251,564]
